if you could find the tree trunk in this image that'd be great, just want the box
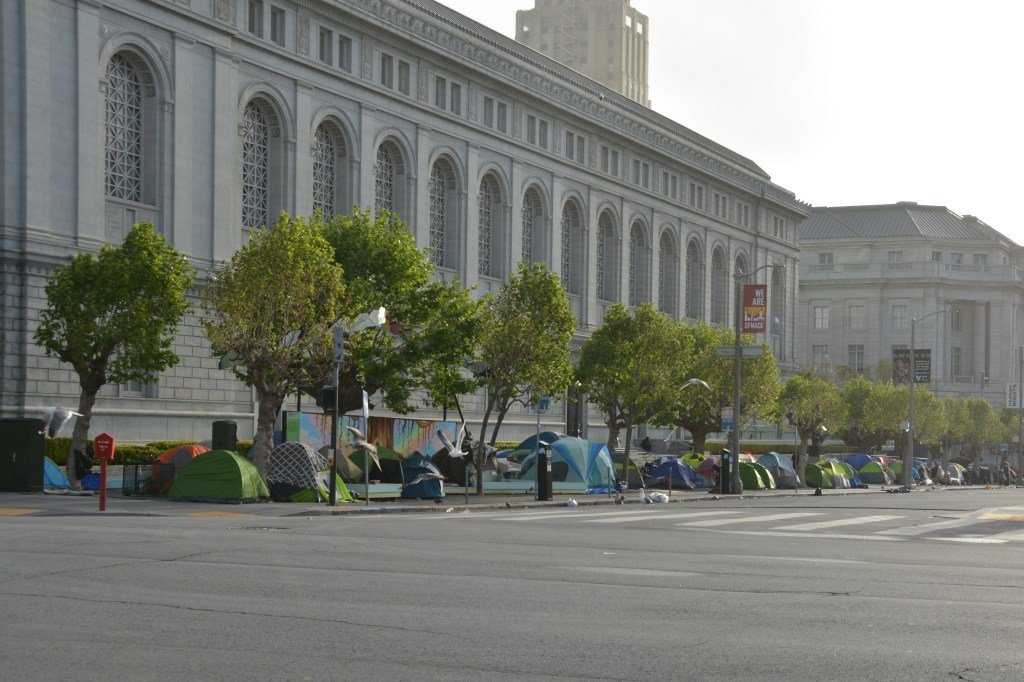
[67,387,99,491]
[251,394,283,481]
[690,428,713,455]
[476,399,495,494]
[490,403,511,446]
[794,434,809,487]
[621,420,633,482]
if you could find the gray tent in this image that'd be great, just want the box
[268,441,351,502]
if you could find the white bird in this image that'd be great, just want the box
[403,471,445,488]
[683,378,713,392]
[41,407,82,438]
[566,497,578,507]
[437,423,467,458]
[345,425,381,471]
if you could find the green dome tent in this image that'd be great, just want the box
[739,461,776,490]
[804,460,851,489]
[169,450,270,503]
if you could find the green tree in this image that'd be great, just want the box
[201,214,344,479]
[862,383,946,464]
[472,263,575,491]
[321,209,481,417]
[578,304,680,480]
[946,397,1007,461]
[779,374,847,485]
[838,376,888,451]
[658,321,780,454]
[34,223,194,488]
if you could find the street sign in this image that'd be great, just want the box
[999,443,1009,453]
[741,284,768,333]
[893,349,932,383]
[1008,383,1021,409]
[899,421,910,431]
[721,406,734,432]
[913,349,931,383]
[716,345,763,358]
[538,396,550,413]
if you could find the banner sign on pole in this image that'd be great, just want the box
[894,349,931,383]
[913,349,931,383]
[1008,383,1021,409]
[721,406,734,433]
[741,284,767,333]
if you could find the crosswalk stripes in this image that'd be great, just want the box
[876,516,986,536]
[496,509,658,523]
[772,515,904,531]
[676,512,819,528]
[581,510,740,524]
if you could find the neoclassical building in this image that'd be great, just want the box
[797,202,1024,405]
[0,0,806,442]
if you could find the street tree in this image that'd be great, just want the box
[578,304,680,480]
[838,376,889,451]
[779,374,847,485]
[658,321,780,454]
[201,214,344,479]
[862,382,946,458]
[472,262,575,491]
[34,223,194,488]
[321,209,481,418]
[946,396,1007,461]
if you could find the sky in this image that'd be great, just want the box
[436,0,1024,243]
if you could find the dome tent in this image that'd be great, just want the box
[518,437,614,489]
[268,441,353,503]
[169,450,270,503]
[151,443,209,492]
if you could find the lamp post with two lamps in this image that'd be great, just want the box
[729,263,785,495]
[905,308,950,489]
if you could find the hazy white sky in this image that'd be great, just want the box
[437,0,1024,243]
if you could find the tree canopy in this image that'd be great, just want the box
[779,373,846,485]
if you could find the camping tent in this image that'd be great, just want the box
[401,453,444,499]
[739,461,775,490]
[43,457,69,489]
[830,459,864,488]
[151,444,209,492]
[757,453,798,488]
[642,456,697,490]
[518,437,614,488]
[845,454,875,471]
[515,432,563,453]
[169,450,270,503]
[681,452,707,469]
[347,446,403,483]
[805,460,851,489]
[268,441,352,502]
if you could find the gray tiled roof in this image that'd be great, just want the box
[397,0,769,178]
[800,203,1006,243]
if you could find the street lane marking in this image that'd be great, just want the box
[0,508,42,516]
[697,529,905,542]
[676,512,819,527]
[927,537,1007,544]
[186,511,257,518]
[496,509,659,522]
[772,515,904,532]
[876,517,984,536]
[581,511,740,524]
[568,566,702,578]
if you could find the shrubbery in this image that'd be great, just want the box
[44,438,256,465]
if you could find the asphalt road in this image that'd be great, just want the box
[4,489,1024,681]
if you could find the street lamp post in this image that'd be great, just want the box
[906,308,948,489]
[730,263,784,495]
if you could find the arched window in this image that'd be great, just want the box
[241,101,270,229]
[628,222,647,306]
[105,54,144,202]
[710,247,728,324]
[771,263,785,358]
[478,175,504,278]
[429,158,459,270]
[596,212,616,301]
[312,122,347,216]
[560,201,583,294]
[521,187,542,265]
[658,231,677,316]
[374,145,395,214]
[734,253,748,280]
[685,240,704,320]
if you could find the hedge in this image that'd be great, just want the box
[44,437,255,465]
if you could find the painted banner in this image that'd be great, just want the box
[741,284,767,333]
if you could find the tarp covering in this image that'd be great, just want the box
[169,450,270,503]
[43,456,69,489]
[401,453,444,499]
[757,453,798,488]
[519,437,615,488]
[642,456,697,490]
[805,460,851,489]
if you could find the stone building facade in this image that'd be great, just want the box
[516,0,650,108]
[797,202,1024,405]
[0,0,805,442]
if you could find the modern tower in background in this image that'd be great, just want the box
[516,0,650,108]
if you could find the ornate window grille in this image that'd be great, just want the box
[596,218,608,301]
[686,241,703,319]
[560,204,578,291]
[312,125,336,215]
[478,180,494,277]
[521,193,536,264]
[429,164,446,267]
[105,54,143,202]
[241,101,269,229]
[374,146,394,214]
[658,234,668,311]
[711,249,727,324]
[628,225,643,306]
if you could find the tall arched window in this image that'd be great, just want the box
[596,212,616,301]
[710,247,728,324]
[105,54,143,202]
[478,176,498,277]
[685,240,704,320]
[374,145,395,214]
[312,124,337,215]
[241,101,270,229]
[560,201,582,294]
[521,187,542,265]
[429,158,458,270]
[771,263,785,358]
[628,222,646,306]
[658,231,677,316]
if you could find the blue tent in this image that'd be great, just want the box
[845,453,875,471]
[829,458,865,488]
[518,437,614,488]
[401,453,444,499]
[513,432,563,454]
[757,452,798,488]
[642,456,697,490]
[43,457,69,489]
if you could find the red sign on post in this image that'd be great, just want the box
[742,284,768,333]
[93,433,115,512]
